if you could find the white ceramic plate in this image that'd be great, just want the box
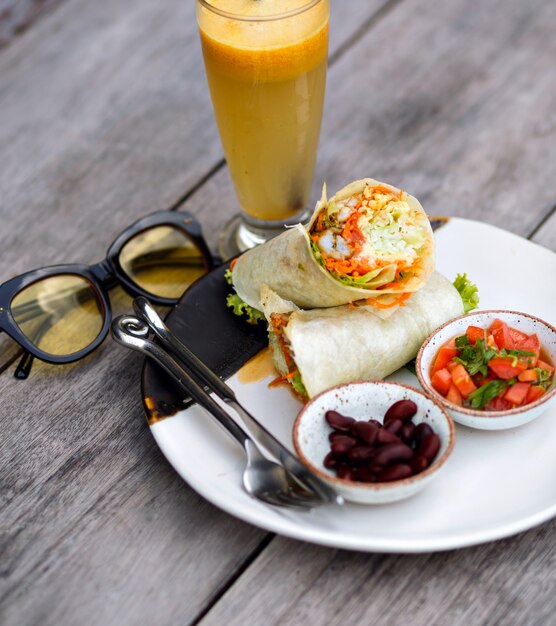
[149,218,556,552]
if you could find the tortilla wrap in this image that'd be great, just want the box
[232,178,434,315]
[261,271,463,399]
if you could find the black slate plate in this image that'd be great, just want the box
[141,263,267,423]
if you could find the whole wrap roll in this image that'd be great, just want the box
[261,271,464,399]
[232,178,435,315]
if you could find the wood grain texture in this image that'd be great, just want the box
[0,0,218,281]
[0,0,65,48]
[184,0,556,255]
[532,209,556,252]
[0,288,267,626]
[199,523,556,626]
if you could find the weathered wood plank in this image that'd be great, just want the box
[0,0,65,48]
[531,208,556,252]
[199,522,556,626]
[0,0,218,281]
[185,0,556,255]
[0,287,267,626]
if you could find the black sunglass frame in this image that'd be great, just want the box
[0,210,214,368]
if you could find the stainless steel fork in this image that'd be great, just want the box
[111,298,343,510]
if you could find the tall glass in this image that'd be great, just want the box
[196,0,329,258]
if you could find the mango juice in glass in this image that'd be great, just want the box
[196,0,329,257]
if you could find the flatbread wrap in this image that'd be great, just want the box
[261,271,464,400]
[232,178,435,315]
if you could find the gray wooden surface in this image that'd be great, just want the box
[0,0,555,625]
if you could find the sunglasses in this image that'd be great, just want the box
[0,210,215,379]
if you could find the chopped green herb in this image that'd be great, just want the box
[455,335,470,349]
[467,379,515,409]
[453,337,496,377]
[536,368,554,390]
[224,268,233,285]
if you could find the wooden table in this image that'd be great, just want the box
[1,0,555,624]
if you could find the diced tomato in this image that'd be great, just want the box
[508,326,529,346]
[526,385,546,404]
[503,381,531,406]
[431,368,452,396]
[451,363,477,397]
[518,369,539,383]
[466,326,485,345]
[447,359,459,372]
[537,359,555,377]
[489,320,514,350]
[484,396,513,411]
[513,334,540,367]
[446,383,463,406]
[488,356,528,380]
[432,340,458,374]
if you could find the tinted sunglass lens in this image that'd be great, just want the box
[118,225,206,299]
[10,275,104,357]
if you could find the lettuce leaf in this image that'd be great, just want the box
[224,269,265,324]
[226,294,265,325]
[290,371,309,400]
[453,273,479,313]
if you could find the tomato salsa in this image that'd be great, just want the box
[430,319,554,411]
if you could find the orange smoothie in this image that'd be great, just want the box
[197,0,329,222]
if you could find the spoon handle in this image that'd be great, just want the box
[111,315,250,447]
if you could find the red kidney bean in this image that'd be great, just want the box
[384,399,417,423]
[418,433,440,463]
[373,442,414,465]
[383,418,403,435]
[354,465,376,483]
[330,435,357,455]
[411,454,429,473]
[377,464,413,482]
[323,402,442,483]
[323,452,339,469]
[414,422,434,446]
[400,421,416,444]
[337,465,355,481]
[347,445,376,464]
[325,410,356,431]
[375,429,402,446]
[351,421,378,445]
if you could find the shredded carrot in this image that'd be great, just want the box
[229,258,238,270]
[268,375,286,388]
[366,292,412,309]
[341,210,365,250]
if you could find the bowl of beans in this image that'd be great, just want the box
[292,380,455,504]
[416,310,556,430]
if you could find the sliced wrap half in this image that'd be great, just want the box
[232,178,435,316]
[261,271,464,400]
